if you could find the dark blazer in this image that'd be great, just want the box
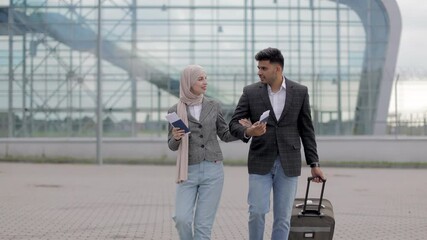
[229,78,319,177]
[168,97,237,165]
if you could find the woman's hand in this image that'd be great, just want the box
[172,127,185,140]
[239,118,252,127]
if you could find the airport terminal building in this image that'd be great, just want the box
[0,0,401,138]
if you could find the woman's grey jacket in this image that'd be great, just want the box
[168,97,237,165]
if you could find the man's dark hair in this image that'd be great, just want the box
[254,47,284,70]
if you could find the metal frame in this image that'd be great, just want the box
[0,0,402,137]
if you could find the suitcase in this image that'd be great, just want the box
[289,177,335,240]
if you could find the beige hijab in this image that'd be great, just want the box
[176,65,205,183]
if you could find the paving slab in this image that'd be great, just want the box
[0,163,426,240]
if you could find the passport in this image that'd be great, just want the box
[259,110,270,123]
[165,112,191,133]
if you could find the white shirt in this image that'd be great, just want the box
[267,78,287,121]
[189,104,202,121]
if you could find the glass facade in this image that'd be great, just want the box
[0,0,400,137]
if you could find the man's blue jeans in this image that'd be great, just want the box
[173,160,224,240]
[248,158,298,240]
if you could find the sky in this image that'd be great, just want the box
[395,0,427,71]
[390,0,427,114]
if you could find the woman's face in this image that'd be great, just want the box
[190,74,208,96]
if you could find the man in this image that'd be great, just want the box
[229,47,325,240]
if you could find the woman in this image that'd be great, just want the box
[167,65,246,240]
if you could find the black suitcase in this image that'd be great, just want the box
[289,177,335,240]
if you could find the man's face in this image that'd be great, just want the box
[257,60,280,85]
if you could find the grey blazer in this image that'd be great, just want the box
[229,78,319,177]
[168,97,237,165]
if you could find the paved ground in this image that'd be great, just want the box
[1,162,426,240]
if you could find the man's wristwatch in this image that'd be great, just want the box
[310,162,320,168]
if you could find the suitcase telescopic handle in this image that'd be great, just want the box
[302,177,327,216]
[308,176,327,182]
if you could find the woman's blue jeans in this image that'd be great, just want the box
[173,160,224,240]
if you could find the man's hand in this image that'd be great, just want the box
[245,121,266,137]
[310,167,326,183]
